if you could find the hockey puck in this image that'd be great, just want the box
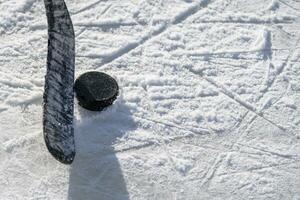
[74,71,119,111]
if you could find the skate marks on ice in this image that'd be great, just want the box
[43,0,75,164]
[68,0,215,69]
[81,5,300,199]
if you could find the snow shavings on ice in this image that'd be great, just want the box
[1,0,300,199]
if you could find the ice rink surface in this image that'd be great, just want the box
[0,0,300,199]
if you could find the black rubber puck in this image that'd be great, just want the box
[74,71,119,111]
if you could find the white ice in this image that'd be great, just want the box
[0,0,300,199]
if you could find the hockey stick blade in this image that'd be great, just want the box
[43,0,75,164]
